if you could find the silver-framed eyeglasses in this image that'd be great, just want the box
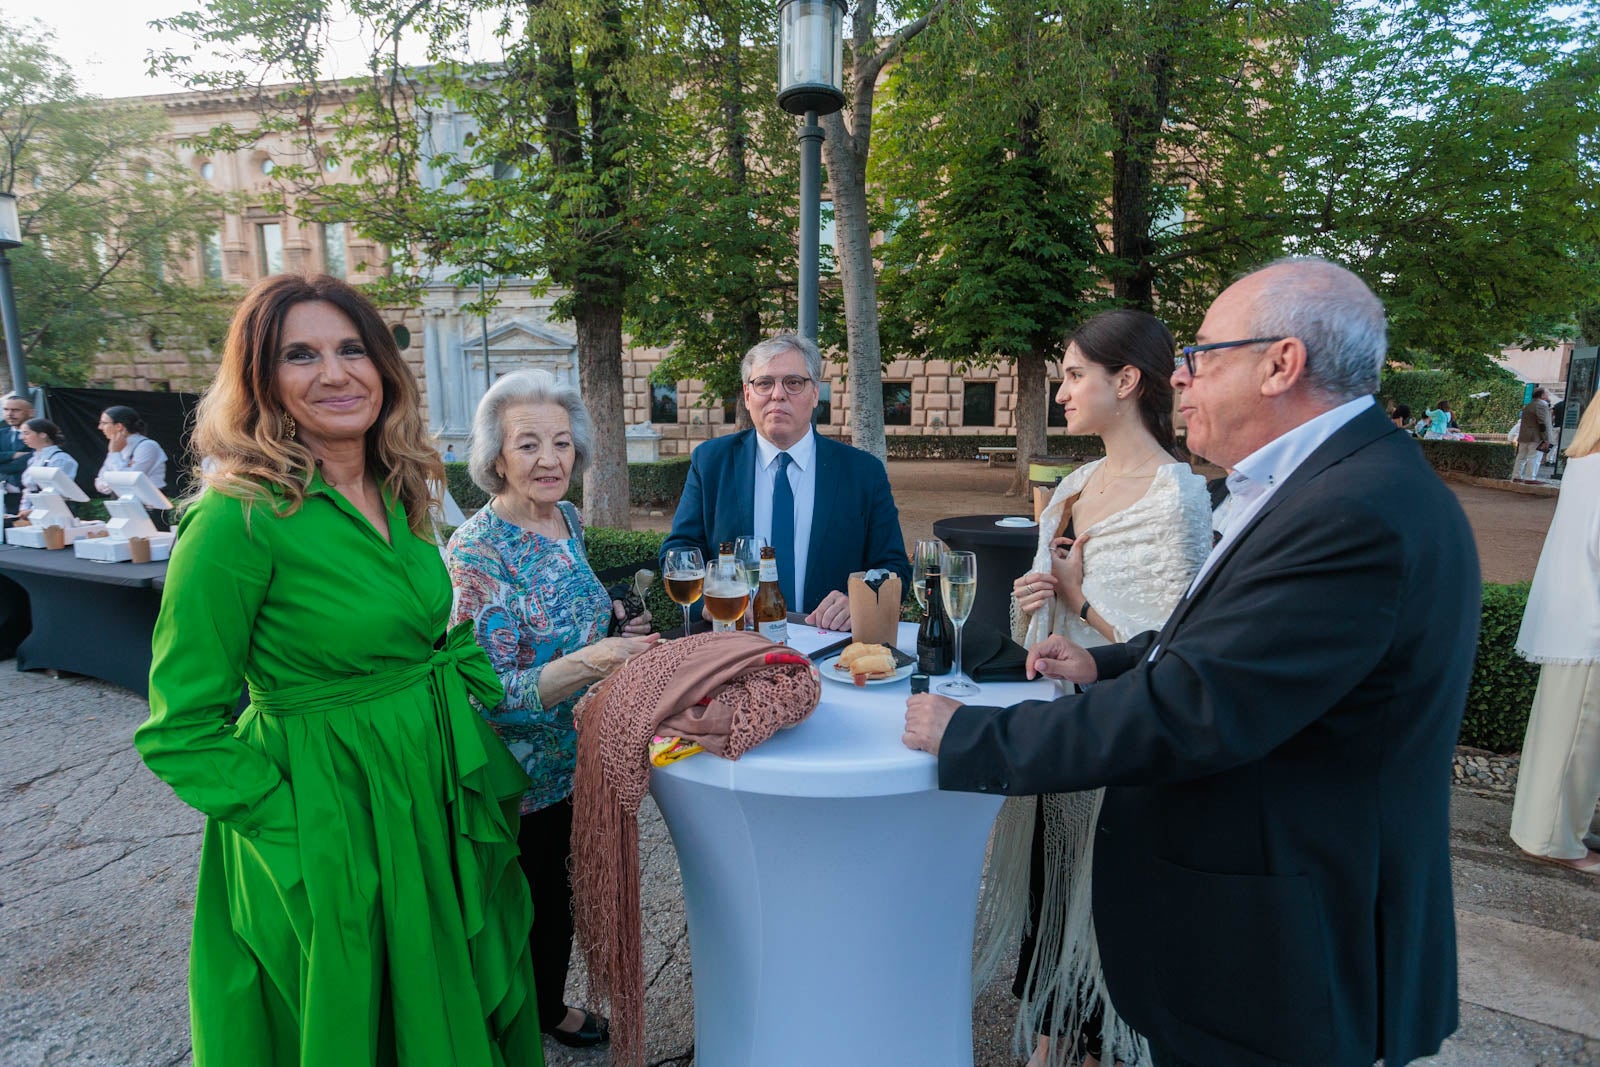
[1174,336,1287,377]
[747,375,814,397]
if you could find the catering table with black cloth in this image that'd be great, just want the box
[0,568,28,660]
[651,621,1056,1067]
[0,545,167,695]
[931,513,1041,635]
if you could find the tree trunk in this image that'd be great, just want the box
[575,294,631,530]
[822,118,887,465]
[1008,345,1050,497]
[1109,49,1174,309]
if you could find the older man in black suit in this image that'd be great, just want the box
[905,258,1479,1067]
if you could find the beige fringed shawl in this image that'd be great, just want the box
[571,631,821,1067]
[986,462,1210,1067]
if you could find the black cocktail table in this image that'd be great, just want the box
[931,514,1040,636]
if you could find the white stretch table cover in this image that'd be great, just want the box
[652,621,1057,1067]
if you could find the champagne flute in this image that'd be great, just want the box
[663,547,706,637]
[734,535,766,629]
[937,550,979,696]
[911,539,944,611]
[703,557,750,632]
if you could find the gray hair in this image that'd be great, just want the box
[468,368,593,495]
[740,333,823,384]
[1241,256,1387,401]
[1,393,33,407]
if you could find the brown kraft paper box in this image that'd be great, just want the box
[128,536,151,563]
[42,525,66,550]
[847,571,902,647]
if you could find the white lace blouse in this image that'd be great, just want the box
[1016,460,1214,649]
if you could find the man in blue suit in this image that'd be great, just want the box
[1,394,35,519]
[663,334,911,630]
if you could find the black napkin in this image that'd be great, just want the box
[961,620,1031,682]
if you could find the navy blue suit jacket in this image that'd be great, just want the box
[940,406,1478,1066]
[662,429,911,613]
[0,424,31,483]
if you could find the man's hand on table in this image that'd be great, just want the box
[804,590,851,632]
[903,694,962,756]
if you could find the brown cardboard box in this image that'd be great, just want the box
[847,571,902,646]
[128,536,151,563]
[42,525,66,550]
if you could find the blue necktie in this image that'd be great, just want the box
[771,451,797,608]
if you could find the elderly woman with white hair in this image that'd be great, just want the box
[447,368,658,1049]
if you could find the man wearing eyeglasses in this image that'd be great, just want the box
[663,332,910,630]
[906,258,1479,1067]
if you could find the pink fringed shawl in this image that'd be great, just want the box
[571,631,821,1066]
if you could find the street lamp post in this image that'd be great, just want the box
[0,193,27,397]
[777,0,847,343]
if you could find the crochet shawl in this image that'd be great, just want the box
[572,631,821,1066]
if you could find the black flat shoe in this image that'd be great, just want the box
[549,1008,610,1048]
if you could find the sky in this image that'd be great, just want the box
[9,0,503,100]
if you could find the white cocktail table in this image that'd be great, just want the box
[651,621,1054,1067]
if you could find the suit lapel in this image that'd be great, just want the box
[726,430,758,544]
[1157,406,1397,643]
[804,435,841,610]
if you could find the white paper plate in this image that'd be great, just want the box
[817,650,917,686]
[995,516,1038,528]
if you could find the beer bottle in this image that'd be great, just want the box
[916,572,953,675]
[752,545,789,644]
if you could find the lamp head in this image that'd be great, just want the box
[0,193,21,251]
[778,0,848,117]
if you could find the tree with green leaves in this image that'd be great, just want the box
[0,15,232,389]
[874,1,1100,495]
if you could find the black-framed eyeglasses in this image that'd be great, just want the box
[1173,336,1287,377]
[747,375,814,397]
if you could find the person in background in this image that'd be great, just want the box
[1000,309,1212,1067]
[1422,399,1453,438]
[448,368,657,1049]
[1511,387,1555,483]
[443,443,458,463]
[135,274,542,1065]
[1,393,35,519]
[1390,403,1411,429]
[15,419,79,520]
[1509,398,1600,875]
[95,404,168,494]
[662,332,910,630]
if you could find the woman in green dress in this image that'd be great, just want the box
[135,274,542,1067]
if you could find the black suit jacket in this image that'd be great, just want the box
[661,429,911,612]
[0,424,31,483]
[940,406,1479,1067]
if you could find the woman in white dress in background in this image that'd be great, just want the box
[983,309,1212,1067]
[1509,398,1600,874]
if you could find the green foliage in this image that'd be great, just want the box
[1415,439,1519,479]
[583,527,673,634]
[1380,369,1524,434]
[0,15,235,388]
[1462,583,1540,752]
[442,457,690,513]
[1252,0,1600,365]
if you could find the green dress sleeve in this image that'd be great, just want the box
[135,490,296,841]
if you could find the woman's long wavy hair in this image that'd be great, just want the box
[188,274,442,535]
[1067,308,1180,454]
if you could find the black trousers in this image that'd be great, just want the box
[517,796,577,1031]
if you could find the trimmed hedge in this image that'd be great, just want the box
[585,527,675,633]
[1380,369,1523,434]
[1415,438,1517,479]
[1463,583,1540,753]
[443,456,692,514]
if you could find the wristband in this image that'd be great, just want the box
[1078,599,1092,622]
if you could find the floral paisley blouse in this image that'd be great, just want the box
[447,499,610,814]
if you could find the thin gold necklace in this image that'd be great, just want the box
[1091,452,1163,494]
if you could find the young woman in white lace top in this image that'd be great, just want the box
[983,310,1212,1067]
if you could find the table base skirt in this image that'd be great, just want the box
[653,772,1002,1067]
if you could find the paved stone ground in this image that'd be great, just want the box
[3,666,1596,1067]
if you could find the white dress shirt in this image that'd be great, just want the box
[1189,395,1376,595]
[753,428,817,605]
